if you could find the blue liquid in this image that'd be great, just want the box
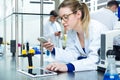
[103,73,120,80]
[46,50,50,56]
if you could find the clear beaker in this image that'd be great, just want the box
[103,50,120,80]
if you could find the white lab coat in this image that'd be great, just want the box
[90,8,118,30]
[44,20,62,48]
[114,21,120,46]
[53,20,109,71]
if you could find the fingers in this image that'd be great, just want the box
[45,63,67,72]
[55,32,61,36]
[46,63,59,71]
[42,42,54,51]
[45,43,54,49]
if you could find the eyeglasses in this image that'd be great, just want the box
[59,11,77,22]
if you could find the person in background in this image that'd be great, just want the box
[42,0,108,72]
[90,0,119,30]
[91,0,120,47]
[44,10,62,48]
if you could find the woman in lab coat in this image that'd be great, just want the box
[43,0,108,72]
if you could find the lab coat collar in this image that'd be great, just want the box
[74,31,88,57]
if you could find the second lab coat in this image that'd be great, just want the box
[52,20,109,71]
[90,8,118,30]
[44,20,62,48]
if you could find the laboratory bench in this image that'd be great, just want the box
[0,54,104,80]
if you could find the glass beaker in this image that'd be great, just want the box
[103,50,120,80]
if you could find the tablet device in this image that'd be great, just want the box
[18,68,57,78]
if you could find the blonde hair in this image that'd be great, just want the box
[58,0,90,38]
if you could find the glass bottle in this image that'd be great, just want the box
[103,50,120,80]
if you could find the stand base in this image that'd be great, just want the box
[17,68,57,78]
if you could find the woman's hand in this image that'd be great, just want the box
[42,41,54,51]
[46,62,68,72]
